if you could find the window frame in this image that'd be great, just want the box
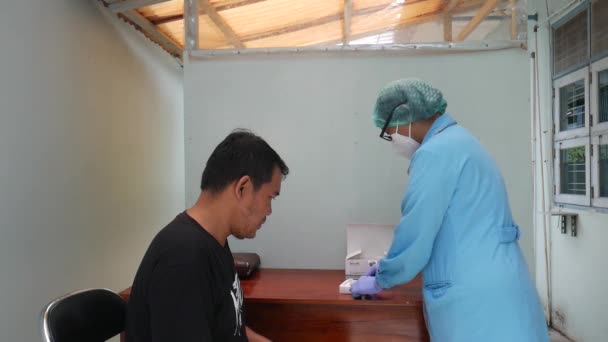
[551,3,590,79]
[553,68,590,142]
[591,135,608,208]
[554,137,591,206]
[550,2,608,209]
[591,0,608,61]
[590,57,608,208]
[591,57,608,132]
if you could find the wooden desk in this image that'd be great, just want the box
[120,269,429,342]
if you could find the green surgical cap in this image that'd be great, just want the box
[372,78,448,128]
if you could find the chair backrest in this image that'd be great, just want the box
[40,288,126,342]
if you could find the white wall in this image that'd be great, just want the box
[0,1,184,341]
[530,0,608,340]
[184,49,533,272]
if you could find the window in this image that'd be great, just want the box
[552,2,608,208]
[553,8,588,76]
[592,59,608,131]
[592,137,608,207]
[553,68,589,142]
[561,146,586,195]
[592,0,608,59]
[559,79,585,131]
[600,144,608,197]
[598,69,608,124]
[554,138,590,206]
[590,58,608,207]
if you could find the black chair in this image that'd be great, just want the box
[40,288,126,342]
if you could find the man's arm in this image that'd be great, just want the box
[246,326,271,342]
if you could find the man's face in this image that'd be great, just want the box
[232,167,282,239]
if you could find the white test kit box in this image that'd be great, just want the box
[344,223,394,279]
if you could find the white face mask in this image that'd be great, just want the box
[390,123,420,159]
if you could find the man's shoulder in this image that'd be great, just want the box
[155,212,210,244]
[410,130,481,175]
[146,213,217,266]
[421,126,485,159]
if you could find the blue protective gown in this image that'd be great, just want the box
[376,114,549,342]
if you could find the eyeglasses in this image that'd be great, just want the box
[379,102,407,141]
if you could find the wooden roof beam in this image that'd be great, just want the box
[239,3,403,43]
[343,0,353,45]
[443,0,459,41]
[510,0,517,40]
[199,0,245,48]
[454,0,499,41]
[242,0,490,46]
[443,15,452,41]
[120,10,183,57]
[151,0,267,25]
[109,0,171,13]
[445,0,460,12]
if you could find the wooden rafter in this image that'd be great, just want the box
[239,2,410,43]
[199,0,245,48]
[120,10,183,57]
[209,0,266,11]
[236,0,488,46]
[442,0,459,41]
[443,15,452,41]
[120,0,496,51]
[329,0,489,46]
[454,0,499,41]
[151,0,268,25]
[510,0,517,40]
[343,0,353,45]
[109,0,171,13]
[445,0,460,12]
[149,0,434,26]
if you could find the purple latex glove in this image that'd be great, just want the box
[350,276,383,296]
[364,263,379,276]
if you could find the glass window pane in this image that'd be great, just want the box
[600,70,608,123]
[554,9,588,75]
[592,0,608,58]
[560,146,586,195]
[559,80,586,131]
[601,145,608,197]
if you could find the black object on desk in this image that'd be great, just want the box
[233,253,261,279]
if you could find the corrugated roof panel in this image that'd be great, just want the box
[246,20,343,48]
[221,0,342,41]
[139,0,183,22]
[351,0,443,37]
[157,15,231,49]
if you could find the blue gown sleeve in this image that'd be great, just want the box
[376,149,460,289]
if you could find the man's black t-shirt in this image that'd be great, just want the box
[125,212,248,342]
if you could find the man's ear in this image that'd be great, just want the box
[234,175,251,199]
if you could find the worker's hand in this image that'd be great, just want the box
[351,276,383,297]
[364,263,379,276]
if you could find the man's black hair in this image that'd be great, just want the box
[200,129,289,193]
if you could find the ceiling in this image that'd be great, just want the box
[101,0,524,58]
